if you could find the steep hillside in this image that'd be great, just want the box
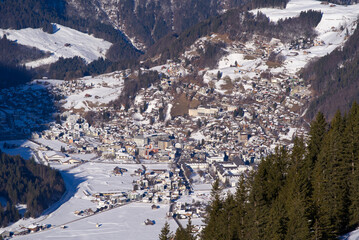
[143,9,322,66]
[302,23,359,120]
[0,0,140,62]
[67,0,289,50]
[0,24,112,68]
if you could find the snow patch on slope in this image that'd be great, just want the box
[0,24,112,68]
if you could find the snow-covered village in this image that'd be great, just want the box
[2,0,359,239]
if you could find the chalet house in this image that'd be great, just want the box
[27,224,40,232]
[128,191,142,201]
[0,231,12,239]
[158,139,170,150]
[238,132,250,143]
[186,162,209,170]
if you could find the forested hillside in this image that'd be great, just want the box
[68,0,289,49]
[144,9,322,66]
[199,104,359,239]
[302,22,359,120]
[0,0,130,45]
[0,151,65,227]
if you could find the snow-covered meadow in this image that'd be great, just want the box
[1,161,178,239]
[0,24,112,67]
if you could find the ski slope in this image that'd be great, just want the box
[0,24,112,68]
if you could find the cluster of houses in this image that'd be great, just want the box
[172,202,206,220]
[29,35,310,189]
[71,166,193,218]
[27,34,312,191]
[0,223,51,238]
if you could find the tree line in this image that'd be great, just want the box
[160,103,359,239]
[0,151,65,227]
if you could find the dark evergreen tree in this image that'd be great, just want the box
[201,179,225,240]
[0,151,65,226]
[266,194,288,240]
[312,111,350,238]
[347,102,359,227]
[159,221,172,240]
[282,137,312,240]
[234,176,248,239]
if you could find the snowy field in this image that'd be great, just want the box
[0,24,112,67]
[36,71,124,111]
[342,228,359,240]
[1,161,177,239]
[0,140,38,160]
[61,73,124,111]
[15,203,177,240]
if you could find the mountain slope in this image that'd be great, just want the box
[302,23,359,120]
[67,0,289,50]
[1,24,112,68]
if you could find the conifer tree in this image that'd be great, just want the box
[312,111,350,238]
[174,227,188,240]
[284,137,312,240]
[306,112,327,177]
[345,102,359,227]
[185,218,195,240]
[266,193,288,240]
[201,179,225,240]
[175,218,194,240]
[159,221,172,240]
[234,176,248,239]
[220,192,237,239]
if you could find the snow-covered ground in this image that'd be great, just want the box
[0,140,38,160]
[37,71,124,111]
[34,138,69,152]
[64,73,124,111]
[252,0,359,73]
[0,24,112,67]
[1,161,176,239]
[15,203,177,240]
[251,0,359,31]
[342,228,359,240]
